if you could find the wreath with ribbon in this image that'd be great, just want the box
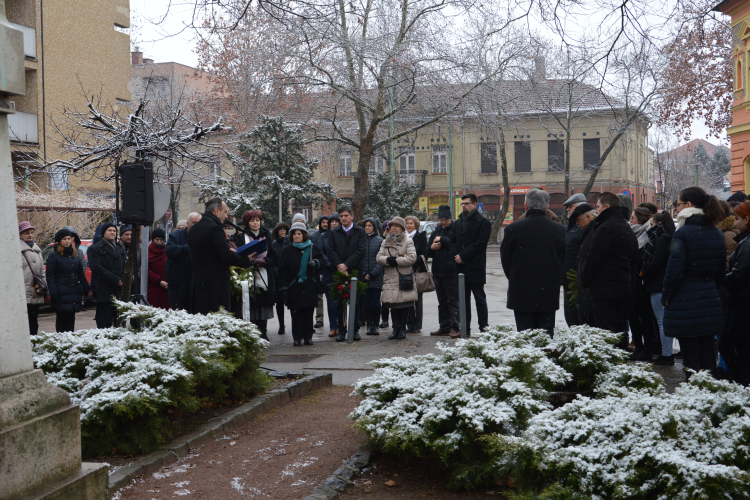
[230,266,257,300]
[329,270,368,305]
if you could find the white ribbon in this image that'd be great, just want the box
[241,281,250,321]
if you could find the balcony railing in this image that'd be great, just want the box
[396,170,427,190]
[8,111,39,144]
[8,22,36,59]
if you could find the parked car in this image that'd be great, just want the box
[419,221,437,241]
[42,239,94,304]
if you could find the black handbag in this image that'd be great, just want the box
[389,248,414,290]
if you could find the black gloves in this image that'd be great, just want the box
[386,256,398,267]
[309,259,320,270]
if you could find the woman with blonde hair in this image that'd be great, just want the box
[376,217,417,340]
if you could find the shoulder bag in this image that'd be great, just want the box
[415,255,435,293]
[388,248,414,291]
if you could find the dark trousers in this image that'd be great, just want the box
[629,286,655,351]
[27,304,40,335]
[56,311,76,332]
[434,276,459,332]
[680,334,716,379]
[465,282,488,332]
[592,299,627,334]
[562,285,581,327]
[168,286,191,311]
[406,293,423,332]
[276,302,286,328]
[291,307,314,341]
[96,303,117,329]
[514,310,556,338]
[316,295,324,323]
[390,306,409,332]
[381,304,390,324]
[719,306,750,385]
[252,319,268,335]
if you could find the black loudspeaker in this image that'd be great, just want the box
[119,162,154,225]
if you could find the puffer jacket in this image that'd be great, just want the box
[362,217,384,289]
[662,214,726,337]
[719,216,738,268]
[725,230,750,306]
[46,247,89,313]
[21,240,45,305]
[376,232,417,305]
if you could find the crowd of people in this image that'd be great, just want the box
[19,186,750,382]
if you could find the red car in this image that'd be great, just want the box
[42,239,94,303]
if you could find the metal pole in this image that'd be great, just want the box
[347,277,358,343]
[140,225,149,301]
[448,124,454,219]
[279,192,282,223]
[458,273,467,339]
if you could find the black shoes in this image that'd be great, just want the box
[278,326,285,335]
[353,332,361,341]
[379,321,389,328]
[367,326,380,336]
[653,355,674,365]
[335,331,347,342]
[293,339,301,346]
[388,328,399,340]
[397,327,407,340]
[260,333,269,341]
[314,320,324,328]
[630,348,652,362]
[304,339,313,346]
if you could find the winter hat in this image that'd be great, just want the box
[100,222,117,237]
[119,224,132,236]
[273,222,290,239]
[54,228,73,244]
[389,217,407,231]
[289,221,308,235]
[18,221,35,233]
[329,212,341,223]
[728,191,747,203]
[437,205,452,219]
[382,220,390,232]
[151,227,166,240]
[568,203,595,230]
[176,219,187,228]
[563,193,587,207]
[292,212,308,226]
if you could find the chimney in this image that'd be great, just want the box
[533,56,546,81]
[143,58,154,64]
[131,47,143,65]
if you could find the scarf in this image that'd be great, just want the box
[24,240,34,248]
[676,207,704,228]
[390,233,400,241]
[640,223,666,268]
[406,229,417,239]
[292,240,312,283]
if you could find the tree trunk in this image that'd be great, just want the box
[352,136,376,221]
[490,128,511,244]
[122,224,140,302]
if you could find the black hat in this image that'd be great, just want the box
[54,228,73,244]
[728,191,747,203]
[151,227,166,240]
[100,222,117,236]
[438,205,452,219]
[568,203,595,230]
[119,224,132,236]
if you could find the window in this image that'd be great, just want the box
[432,145,447,173]
[49,166,68,191]
[339,153,353,176]
[547,140,564,172]
[369,155,386,176]
[583,138,600,170]
[208,162,221,179]
[514,141,531,173]
[480,142,497,173]
[398,147,415,172]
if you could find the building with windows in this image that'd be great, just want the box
[7,0,132,197]
[714,0,750,194]
[332,80,655,221]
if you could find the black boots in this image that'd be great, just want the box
[388,309,407,340]
[365,307,380,335]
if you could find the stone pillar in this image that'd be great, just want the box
[0,4,108,499]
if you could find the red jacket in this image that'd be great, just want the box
[147,242,169,309]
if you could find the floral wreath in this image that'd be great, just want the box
[230,266,257,300]
[329,270,368,305]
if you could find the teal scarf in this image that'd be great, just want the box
[292,240,313,283]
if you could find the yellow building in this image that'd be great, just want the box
[7,0,131,195]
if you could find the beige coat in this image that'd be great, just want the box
[376,233,418,305]
[719,216,738,267]
[20,239,45,304]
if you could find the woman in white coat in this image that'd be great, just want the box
[376,217,417,340]
[19,221,46,335]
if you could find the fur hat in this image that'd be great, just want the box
[273,222,290,239]
[437,205,452,219]
[388,217,407,231]
[289,221,308,235]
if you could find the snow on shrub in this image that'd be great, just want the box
[550,325,629,390]
[593,362,665,397]
[31,301,269,456]
[501,371,750,500]
[350,325,571,489]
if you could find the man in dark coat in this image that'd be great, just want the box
[581,192,639,340]
[166,212,201,310]
[561,193,587,326]
[450,193,492,335]
[88,222,127,328]
[188,198,252,315]
[501,189,566,337]
[327,205,367,341]
[428,205,459,336]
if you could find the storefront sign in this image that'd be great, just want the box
[498,185,545,195]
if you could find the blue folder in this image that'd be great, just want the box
[236,238,267,257]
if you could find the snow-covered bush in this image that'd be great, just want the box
[550,325,629,390]
[32,301,269,456]
[500,371,750,500]
[350,325,570,489]
[593,362,665,397]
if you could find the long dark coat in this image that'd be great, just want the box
[46,249,89,313]
[580,206,639,302]
[725,230,750,306]
[450,208,492,284]
[662,215,726,337]
[188,212,248,315]
[641,230,672,294]
[277,244,324,309]
[428,223,457,278]
[87,238,126,303]
[362,219,384,289]
[576,223,595,319]
[562,225,584,281]
[231,225,277,308]
[165,228,192,291]
[500,210,566,312]
[327,224,367,275]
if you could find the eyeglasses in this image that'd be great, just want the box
[460,202,472,206]
[676,201,687,207]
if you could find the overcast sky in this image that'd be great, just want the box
[132,0,728,147]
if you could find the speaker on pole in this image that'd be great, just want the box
[119,162,154,225]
